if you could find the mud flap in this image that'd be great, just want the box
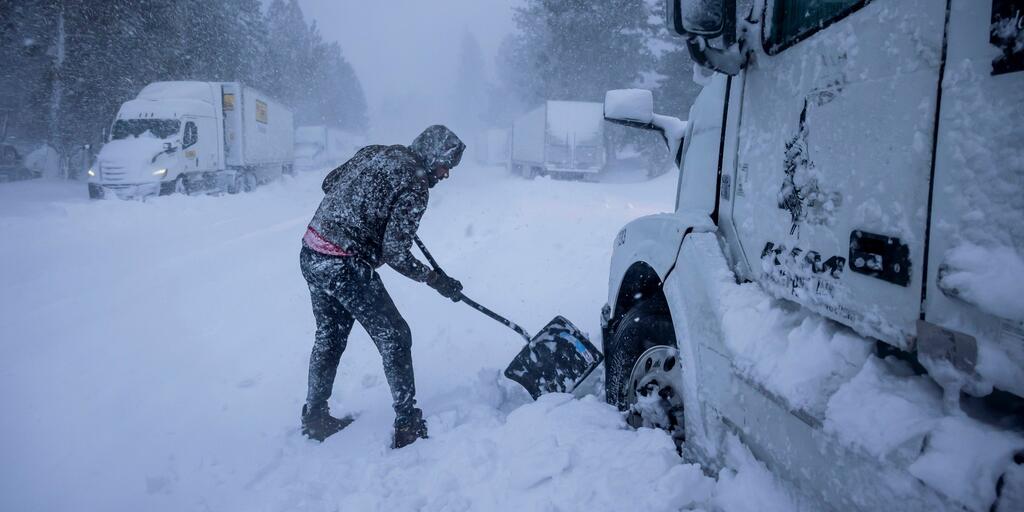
[504,316,604,399]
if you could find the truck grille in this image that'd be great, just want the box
[101,165,127,182]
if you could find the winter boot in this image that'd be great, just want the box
[301,403,354,442]
[392,408,428,449]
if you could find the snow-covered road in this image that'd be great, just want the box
[0,166,801,511]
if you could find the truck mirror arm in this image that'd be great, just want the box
[686,36,745,76]
[604,114,687,169]
[152,144,179,163]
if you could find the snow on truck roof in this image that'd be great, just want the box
[117,98,212,120]
[137,81,219,104]
[117,81,224,119]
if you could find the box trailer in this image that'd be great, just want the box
[294,125,364,171]
[510,100,605,179]
[88,81,294,198]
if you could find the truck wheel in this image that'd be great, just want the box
[605,299,685,448]
[175,176,189,195]
[230,171,257,194]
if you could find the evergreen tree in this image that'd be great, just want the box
[644,0,701,120]
[505,0,653,105]
[450,30,488,135]
[0,0,368,177]
[0,0,58,143]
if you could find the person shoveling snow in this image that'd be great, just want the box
[299,125,466,447]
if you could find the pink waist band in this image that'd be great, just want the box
[303,226,351,256]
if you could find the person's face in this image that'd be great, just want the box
[433,165,450,182]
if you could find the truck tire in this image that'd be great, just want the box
[605,298,685,447]
[160,176,187,196]
[229,171,257,194]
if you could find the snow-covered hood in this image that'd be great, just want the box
[96,138,176,181]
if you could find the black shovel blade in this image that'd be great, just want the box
[504,316,604,399]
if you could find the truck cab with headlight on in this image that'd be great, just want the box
[89,81,294,199]
[600,1,1024,510]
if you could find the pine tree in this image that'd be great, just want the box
[1,0,368,176]
[450,30,488,136]
[506,0,653,104]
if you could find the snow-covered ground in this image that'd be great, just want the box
[0,167,805,511]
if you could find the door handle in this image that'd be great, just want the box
[848,230,911,286]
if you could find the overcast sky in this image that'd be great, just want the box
[299,0,521,141]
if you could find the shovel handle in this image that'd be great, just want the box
[414,236,533,344]
[455,293,533,343]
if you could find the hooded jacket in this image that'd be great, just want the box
[307,126,464,282]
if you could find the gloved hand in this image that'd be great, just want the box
[426,271,463,301]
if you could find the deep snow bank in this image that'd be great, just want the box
[0,167,801,511]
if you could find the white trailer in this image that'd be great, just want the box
[510,100,605,179]
[89,81,294,198]
[601,1,1024,511]
[294,125,364,171]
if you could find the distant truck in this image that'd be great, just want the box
[88,81,294,199]
[510,100,605,180]
[473,128,510,167]
[294,125,364,171]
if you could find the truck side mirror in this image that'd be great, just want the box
[667,0,725,38]
[604,88,688,167]
[604,89,655,126]
[667,0,745,76]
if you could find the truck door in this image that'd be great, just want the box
[924,0,1024,393]
[181,117,218,173]
[181,119,200,175]
[728,0,947,348]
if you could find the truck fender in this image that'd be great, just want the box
[606,209,715,324]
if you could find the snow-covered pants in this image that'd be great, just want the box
[299,246,419,420]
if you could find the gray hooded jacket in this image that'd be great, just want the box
[307,126,465,282]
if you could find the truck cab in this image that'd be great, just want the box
[89,82,222,198]
[600,1,1023,510]
[89,81,293,199]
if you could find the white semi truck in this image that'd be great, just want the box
[600,1,1023,510]
[88,81,294,199]
[510,100,606,180]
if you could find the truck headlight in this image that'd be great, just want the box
[153,168,167,177]
[87,168,96,177]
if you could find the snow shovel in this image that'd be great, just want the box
[414,236,603,399]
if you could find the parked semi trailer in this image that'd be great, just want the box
[510,100,605,180]
[89,81,294,199]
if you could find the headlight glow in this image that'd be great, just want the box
[87,168,96,177]
[153,168,167,177]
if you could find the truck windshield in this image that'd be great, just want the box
[111,119,181,140]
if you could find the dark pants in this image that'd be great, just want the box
[299,246,418,421]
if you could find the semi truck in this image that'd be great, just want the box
[510,100,606,180]
[294,125,364,171]
[600,1,1023,511]
[88,81,294,199]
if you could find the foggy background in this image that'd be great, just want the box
[299,0,520,143]
[1,0,700,179]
